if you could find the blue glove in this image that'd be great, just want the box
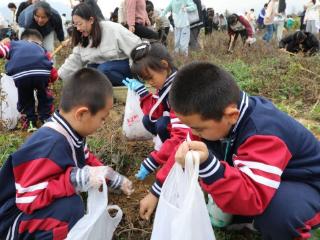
[135,164,150,180]
[122,78,144,92]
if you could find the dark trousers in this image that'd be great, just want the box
[232,181,320,240]
[88,59,132,86]
[189,27,201,50]
[5,195,84,240]
[14,76,53,123]
[228,30,248,50]
[158,27,170,46]
[142,115,170,142]
[134,23,159,40]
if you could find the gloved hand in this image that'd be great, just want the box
[120,177,134,195]
[246,37,256,45]
[70,166,111,192]
[122,78,144,92]
[105,168,134,195]
[135,164,150,180]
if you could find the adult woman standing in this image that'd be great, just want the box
[18,1,66,52]
[58,3,141,86]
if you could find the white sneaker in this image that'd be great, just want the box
[153,135,163,151]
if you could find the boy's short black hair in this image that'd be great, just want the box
[131,42,175,81]
[20,29,43,41]
[169,62,240,121]
[60,68,113,115]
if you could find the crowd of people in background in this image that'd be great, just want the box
[0,1,320,240]
[1,0,320,57]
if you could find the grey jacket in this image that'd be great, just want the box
[58,21,141,81]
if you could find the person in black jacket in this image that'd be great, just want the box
[279,31,319,56]
[189,0,203,50]
[18,1,67,53]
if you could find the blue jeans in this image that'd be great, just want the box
[88,59,132,86]
[263,24,274,42]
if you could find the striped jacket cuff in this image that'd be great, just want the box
[142,156,159,173]
[199,152,225,185]
[150,180,162,198]
[136,86,149,98]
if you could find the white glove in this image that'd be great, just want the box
[246,37,256,45]
[70,166,116,192]
[120,177,134,196]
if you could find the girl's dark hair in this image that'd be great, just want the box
[71,3,101,48]
[227,14,238,26]
[130,42,175,81]
[8,3,17,9]
[33,2,52,19]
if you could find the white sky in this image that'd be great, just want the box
[1,0,304,19]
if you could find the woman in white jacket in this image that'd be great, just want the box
[58,3,141,86]
[304,0,320,35]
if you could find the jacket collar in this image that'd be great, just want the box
[159,70,177,95]
[51,111,84,147]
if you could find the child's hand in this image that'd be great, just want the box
[135,164,150,180]
[122,78,144,92]
[175,141,209,165]
[139,192,159,220]
[120,177,134,195]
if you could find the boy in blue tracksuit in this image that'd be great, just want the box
[140,62,320,240]
[0,29,56,132]
[0,68,133,240]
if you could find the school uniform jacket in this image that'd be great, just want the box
[0,41,57,82]
[0,111,102,236]
[135,71,190,175]
[152,92,320,216]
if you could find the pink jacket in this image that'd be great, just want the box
[126,0,150,27]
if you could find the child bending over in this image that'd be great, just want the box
[0,29,57,132]
[0,68,133,240]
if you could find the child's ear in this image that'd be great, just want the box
[224,104,240,125]
[160,60,169,69]
[74,107,90,121]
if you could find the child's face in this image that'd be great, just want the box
[76,97,113,137]
[175,108,239,141]
[141,67,168,90]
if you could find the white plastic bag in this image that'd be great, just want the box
[122,89,153,140]
[207,195,233,228]
[66,179,123,240]
[0,74,19,130]
[151,151,215,240]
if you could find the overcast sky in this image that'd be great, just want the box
[1,0,304,20]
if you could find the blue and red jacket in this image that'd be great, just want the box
[153,92,320,216]
[0,111,103,237]
[0,40,57,82]
[135,71,190,175]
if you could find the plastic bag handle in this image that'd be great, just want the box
[148,85,171,123]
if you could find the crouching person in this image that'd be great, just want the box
[170,62,320,240]
[0,68,133,240]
